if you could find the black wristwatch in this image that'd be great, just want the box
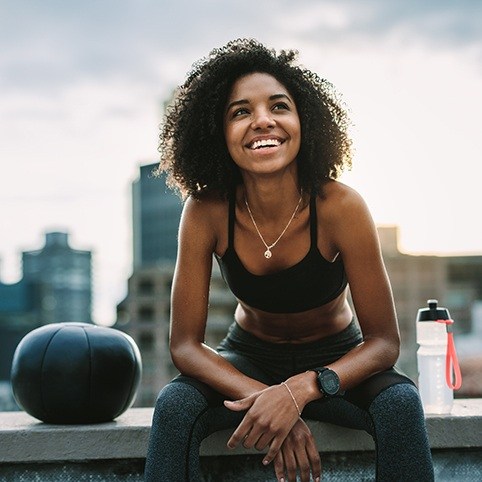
[312,368,343,397]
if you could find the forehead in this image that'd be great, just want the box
[227,72,290,101]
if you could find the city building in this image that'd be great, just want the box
[0,279,38,410]
[0,279,37,376]
[22,232,92,324]
[132,163,183,268]
[0,231,93,410]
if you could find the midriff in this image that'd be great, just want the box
[234,288,352,344]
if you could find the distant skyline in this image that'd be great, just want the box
[1,0,481,325]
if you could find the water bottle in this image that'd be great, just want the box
[416,299,462,414]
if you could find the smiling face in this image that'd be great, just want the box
[223,72,301,177]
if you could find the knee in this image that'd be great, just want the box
[370,383,424,420]
[152,382,208,428]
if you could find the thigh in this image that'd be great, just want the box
[301,367,416,434]
[303,396,374,433]
[344,366,416,411]
[170,347,278,407]
[219,349,278,387]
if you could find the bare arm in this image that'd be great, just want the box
[169,196,266,398]
[283,184,400,407]
[327,186,400,383]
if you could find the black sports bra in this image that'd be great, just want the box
[214,192,348,313]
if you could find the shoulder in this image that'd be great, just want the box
[316,180,378,251]
[316,180,370,222]
[180,192,228,249]
[183,192,227,220]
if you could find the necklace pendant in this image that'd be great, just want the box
[264,249,272,259]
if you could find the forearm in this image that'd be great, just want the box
[171,342,267,399]
[284,336,399,408]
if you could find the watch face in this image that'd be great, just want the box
[320,370,340,396]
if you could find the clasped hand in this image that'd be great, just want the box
[224,384,321,482]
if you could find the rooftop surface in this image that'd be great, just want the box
[0,399,481,481]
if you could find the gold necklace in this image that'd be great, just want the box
[244,192,303,259]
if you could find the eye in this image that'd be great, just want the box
[273,102,289,111]
[232,107,249,117]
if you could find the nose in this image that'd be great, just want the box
[251,108,275,130]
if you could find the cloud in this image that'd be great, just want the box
[1,0,481,324]
[2,0,480,95]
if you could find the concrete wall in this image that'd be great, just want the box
[0,400,481,481]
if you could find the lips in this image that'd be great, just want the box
[247,137,284,150]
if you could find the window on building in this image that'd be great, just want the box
[138,279,155,295]
[139,332,155,351]
[138,306,155,322]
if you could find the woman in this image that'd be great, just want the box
[145,39,434,482]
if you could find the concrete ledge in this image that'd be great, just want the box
[0,399,481,463]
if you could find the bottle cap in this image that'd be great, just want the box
[416,299,451,322]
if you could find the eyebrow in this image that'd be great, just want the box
[225,93,293,113]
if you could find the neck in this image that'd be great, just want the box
[241,172,303,221]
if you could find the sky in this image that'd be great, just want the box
[1,0,481,326]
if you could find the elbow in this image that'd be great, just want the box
[366,331,400,369]
[169,341,186,371]
[385,335,400,368]
[169,339,199,374]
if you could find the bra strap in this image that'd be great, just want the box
[309,194,318,247]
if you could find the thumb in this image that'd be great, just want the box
[224,395,255,411]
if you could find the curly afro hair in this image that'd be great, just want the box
[156,38,352,199]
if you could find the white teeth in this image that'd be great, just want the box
[250,139,281,149]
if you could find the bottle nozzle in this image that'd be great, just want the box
[416,299,451,322]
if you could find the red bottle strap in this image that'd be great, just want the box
[435,319,462,390]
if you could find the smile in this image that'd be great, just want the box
[248,138,283,150]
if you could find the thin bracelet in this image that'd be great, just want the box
[281,381,302,416]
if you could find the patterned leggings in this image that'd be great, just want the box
[145,321,434,481]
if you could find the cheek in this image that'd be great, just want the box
[290,119,301,144]
[224,132,235,156]
[224,126,243,154]
[294,121,302,148]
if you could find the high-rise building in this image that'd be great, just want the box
[132,163,183,268]
[22,232,92,324]
[0,231,93,410]
[0,280,37,382]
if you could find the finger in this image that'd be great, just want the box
[255,431,273,451]
[242,426,263,449]
[282,447,297,482]
[272,452,285,482]
[263,436,283,465]
[294,449,311,482]
[227,422,252,449]
[306,440,321,482]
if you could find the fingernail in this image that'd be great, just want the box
[262,459,268,465]
[279,478,284,482]
[316,478,320,482]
